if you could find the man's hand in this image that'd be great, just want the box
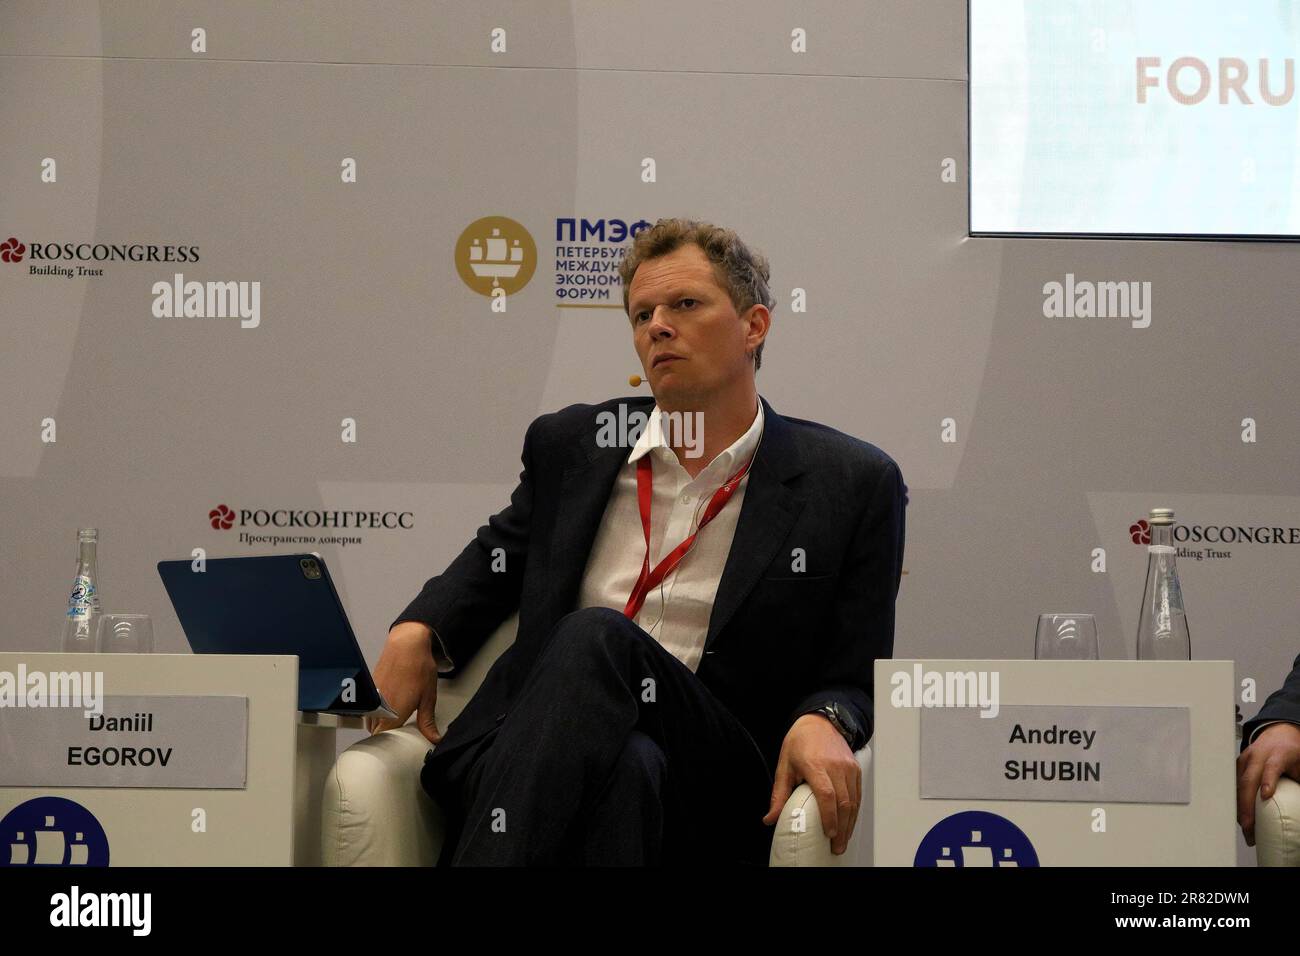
[762,713,861,855]
[1236,721,1300,846]
[365,621,443,744]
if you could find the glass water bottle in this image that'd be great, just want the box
[1136,508,1191,660]
[60,528,101,652]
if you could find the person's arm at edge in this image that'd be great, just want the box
[1241,651,1300,751]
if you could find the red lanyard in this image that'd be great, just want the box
[621,452,754,620]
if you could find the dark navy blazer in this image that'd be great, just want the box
[392,394,907,776]
[1242,654,1300,751]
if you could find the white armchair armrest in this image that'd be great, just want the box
[1255,775,1300,867]
[322,726,873,866]
[768,744,873,866]
[322,725,443,866]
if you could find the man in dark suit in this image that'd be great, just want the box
[1237,654,1300,845]
[367,218,906,865]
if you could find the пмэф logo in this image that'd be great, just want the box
[914,810,1038,867]
[0,796,110,866]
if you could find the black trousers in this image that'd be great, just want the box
[421,607,775,866]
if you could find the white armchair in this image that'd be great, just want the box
[322,613,873,866]
[1254,776,1300,867]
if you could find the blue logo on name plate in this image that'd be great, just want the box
[0,797,110,866]
[914,810,1038,867]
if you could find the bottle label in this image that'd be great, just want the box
[66,575,97,619]
[1147,545,1175,554]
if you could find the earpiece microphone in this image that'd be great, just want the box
[629,375,645,387]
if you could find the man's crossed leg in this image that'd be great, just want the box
[429,607,775,866]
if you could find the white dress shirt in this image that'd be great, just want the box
[575,397,765,673]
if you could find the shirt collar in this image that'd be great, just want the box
[628,397,764,481]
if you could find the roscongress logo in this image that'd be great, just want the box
[3,235,200,280]
[1129,514,1300,561]
[1130,515,1300,545]
[1,237,26,262]
[209,504,235,530]
[208,502,415,549]
[209,504,414,531]
[1,237,199,264]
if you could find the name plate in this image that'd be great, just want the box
[0,695,248,789]
[920,705,1189,804]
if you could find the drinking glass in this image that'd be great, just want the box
[96,613,154,653]
[1034,613,1099,660]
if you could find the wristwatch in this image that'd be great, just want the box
[810,702,862,751]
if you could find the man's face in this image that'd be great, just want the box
[626,243,766,407]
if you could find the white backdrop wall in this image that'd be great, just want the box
[2,1,1296,865]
